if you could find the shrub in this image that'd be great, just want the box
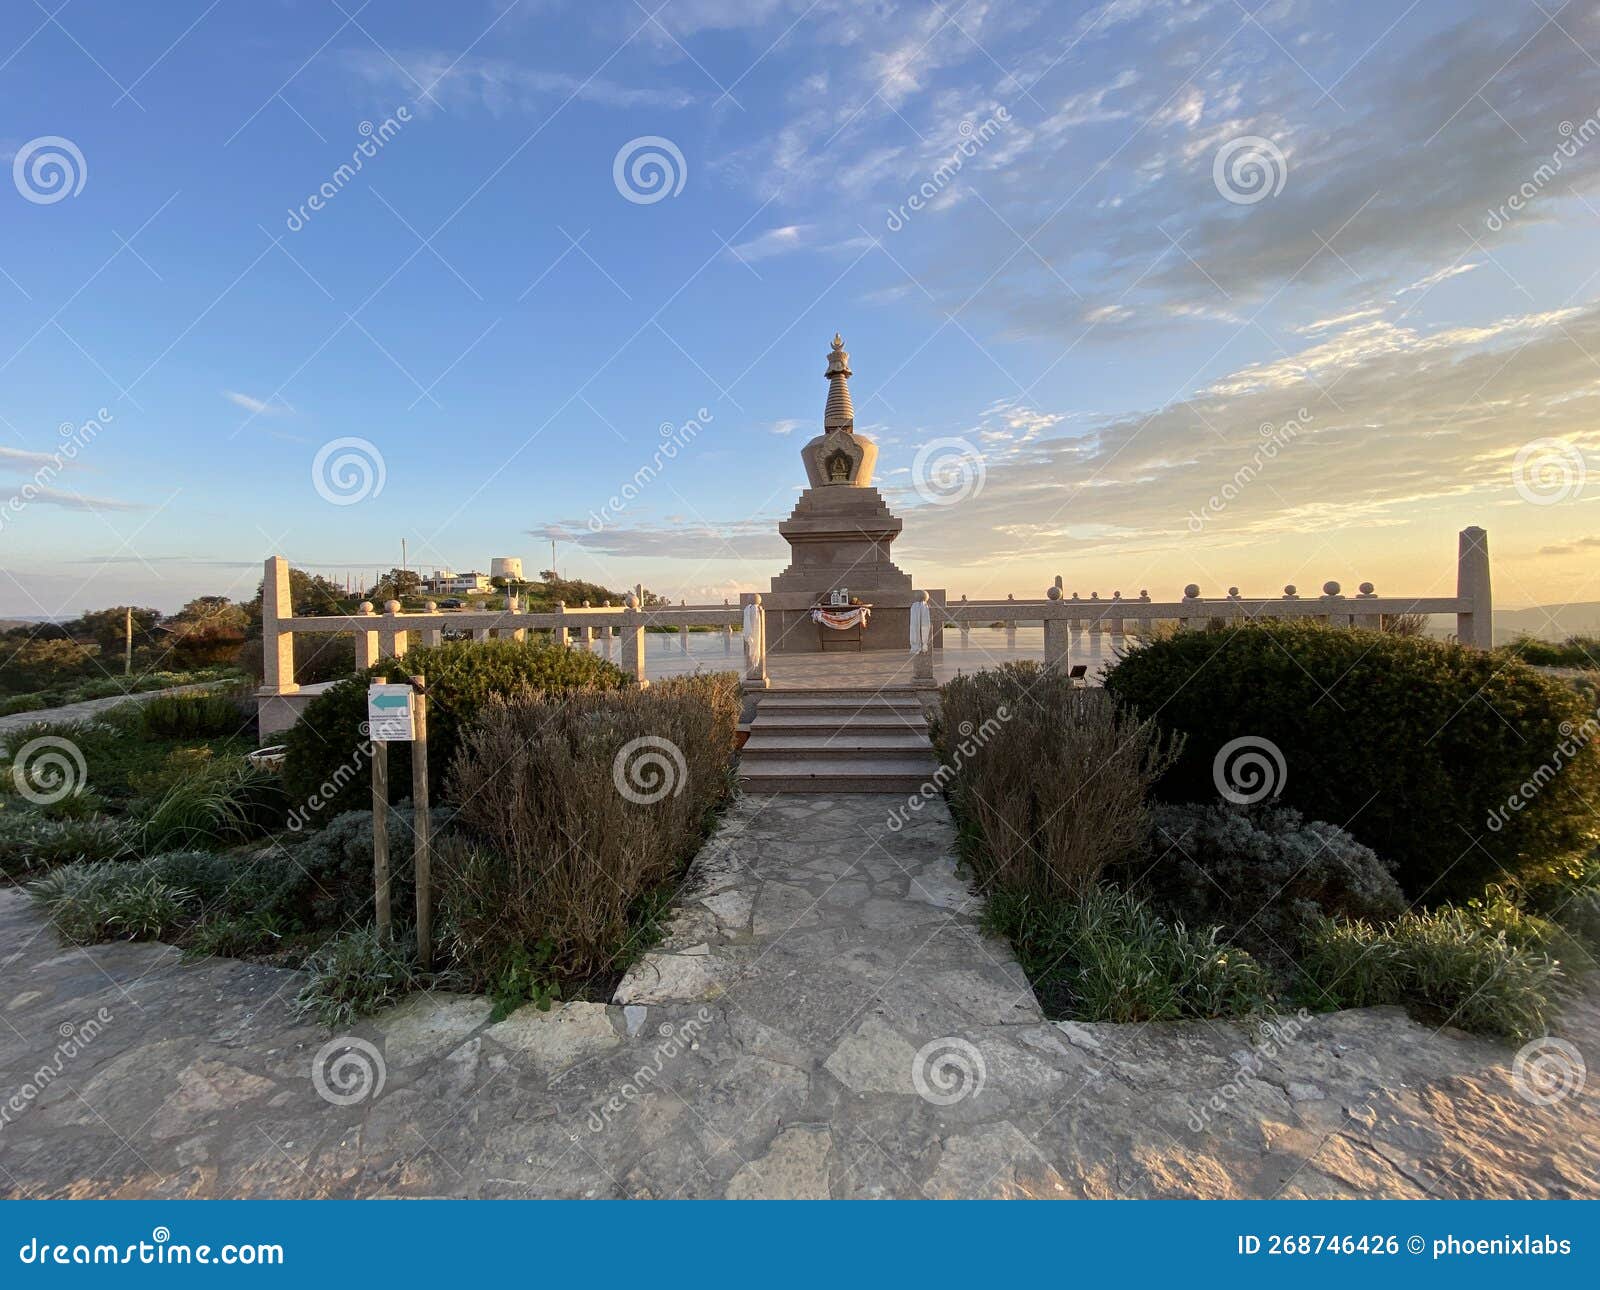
[134,757,284,852]
[237,633,356,687]
[1496,634,1600,669]
[281,639,629,822]
[282,805,450,930]
[1301,908,1563,1039]
[936,663,1182,899]
[440,673,739,995]
[0,811,131,876]
[1129,801,1406,960]
[1104,621,1600,901]
[293,927,420,1027]
[140,690,248,739]
[987,884,1276,1022]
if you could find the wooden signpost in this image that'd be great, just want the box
[367,678,432,969]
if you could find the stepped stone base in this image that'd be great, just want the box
[738,687,939,795]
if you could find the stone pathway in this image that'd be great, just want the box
[0,794,1595,1198]
[0,682,232,734]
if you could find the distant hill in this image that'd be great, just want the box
[1494,604,1600,642]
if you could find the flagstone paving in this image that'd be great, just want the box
[0,794,1596,1199]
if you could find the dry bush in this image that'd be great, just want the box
[440,673,739,993]
[936,662,1181,900]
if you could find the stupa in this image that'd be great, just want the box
[759,334,944,654]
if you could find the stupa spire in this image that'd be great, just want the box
[823,332,854,430]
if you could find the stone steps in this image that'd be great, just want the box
[738,688,938,794]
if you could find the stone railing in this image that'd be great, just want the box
[936,527,1493,666]
[257,556,768,735]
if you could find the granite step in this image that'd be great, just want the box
[749,713,929,733]
[737,755,939,795]
[741,731,935,755]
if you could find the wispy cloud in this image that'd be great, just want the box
[727,224,814,262]
[224,390,291,416]
[341,49,695,113]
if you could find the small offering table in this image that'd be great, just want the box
[811,604,872,650]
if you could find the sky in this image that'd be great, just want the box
[3,0,1600,618]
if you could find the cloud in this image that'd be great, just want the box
[4,486,146,513]
[1539,537,1600,557]
[0,446,59,469]
[766,418,808,436]
[340,50,695,113]
[727,224,814,262]
[224,390,291,415]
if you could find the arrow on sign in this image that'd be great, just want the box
[370,694,410,710]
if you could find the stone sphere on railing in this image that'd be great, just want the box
[1323,580,1341,596]
[359,601,374,615]
[1184,583,1200,599]
[624,594,638,609]
[1283,585,1297,598]
[1227,586,1240,598]
[1139,590,1150,600]
[1112,590,1122,600]
[1358,581,1375,596]
[384,599,400,614]
[424,601,437,612]
[1047,584,1062,600]
[1091,591,1100,600]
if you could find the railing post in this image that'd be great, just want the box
[381,600,408,661]
[260,556,298,694]
[722,599,733,654]
[623,594,649,687]
[579,601,594,651]
[743,593,768,689]
[1457,526,1493,649]
[1108,592,1124,639]
[1321,581,1350,628]
[553,601,568,648]
[602,602,615,659]
[421,601,443,648]
[958,594,970,647]
[1004,594,1017,651]
[1181,584,1202,630]
[1354,583,1381,631]
[356,601,381,670]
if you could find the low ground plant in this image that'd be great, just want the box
[293,927,421,1027]
[139,690,248,739]
[1300,908,1564,1039]
[0,811,131,876]
[986,884,1276,1022]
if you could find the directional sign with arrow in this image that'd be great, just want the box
[367,683,416,742]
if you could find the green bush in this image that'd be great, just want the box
[1104,622,1600,901]
[139,690,247,739]
[1301,908,1563,1039]
[282,804,451,930]
[935,663,1182,900]
[281,639,629,822]
[293,927,420,1027]
[1496,634,1600,669]
[1129,802,1406,960]
[440,673,739,997]
[987,884,1276,1022]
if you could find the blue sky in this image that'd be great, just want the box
[3,0,1600,616]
